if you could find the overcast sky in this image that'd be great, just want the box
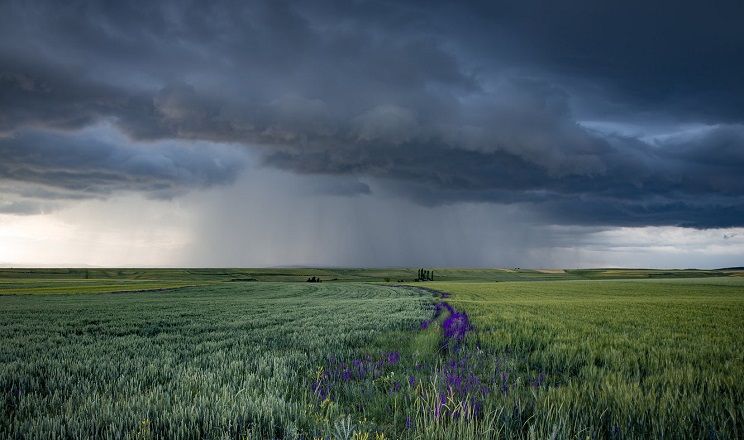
[1,0,743,268]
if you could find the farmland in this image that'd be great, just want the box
[1,270,743,439]
[0,283,433,438]
[431,279,744,439]
[1,267,740,293]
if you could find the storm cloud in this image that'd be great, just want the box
[0,125,246,214]
[1,0,743,228]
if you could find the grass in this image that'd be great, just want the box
[2,272,743,439]
[420,278,744,439]
[0,283,431,438]
[0,280,200,294]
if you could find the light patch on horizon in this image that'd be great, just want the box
[541,226,744,269]
[0,195,194,267]
[0,214,74,264]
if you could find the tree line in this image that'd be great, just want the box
[417,268,434,281]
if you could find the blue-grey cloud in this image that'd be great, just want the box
[0,126,246,203]
[0,0,742,228]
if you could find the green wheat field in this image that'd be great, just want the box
[1,268,742,439]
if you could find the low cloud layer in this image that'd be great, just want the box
[0,125,246,213]
[1,0,743,229]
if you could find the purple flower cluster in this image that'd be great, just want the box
[442,309,470,345]
[309,301,554,431]
[423,302,472,350]
[311,352,403,401]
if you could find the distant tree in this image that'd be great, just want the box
[417,268,429,281]
[415,268,434,281]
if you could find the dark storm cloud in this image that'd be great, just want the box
[0,127,246,201]
[456,0,744,121]
[1,0,742,227]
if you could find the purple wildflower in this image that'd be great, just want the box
[473,401,483,417]
[439,305,471,349]
[387,351,400,364]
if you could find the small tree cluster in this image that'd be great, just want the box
[307,276,322,283]
[417,268,434,281]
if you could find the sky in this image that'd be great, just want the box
[1,0,743,269]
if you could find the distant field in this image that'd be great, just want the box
[1,267,741,294]
[1,271,743,438]
[0,280,200,295]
